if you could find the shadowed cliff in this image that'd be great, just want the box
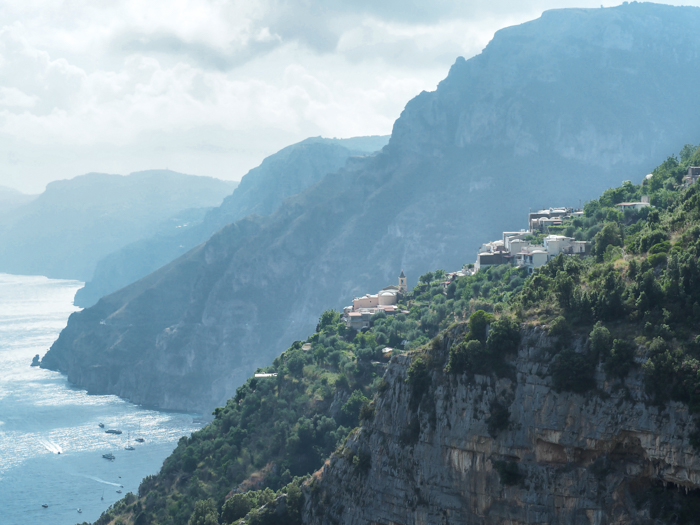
[74,136,389,307]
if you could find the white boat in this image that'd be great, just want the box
[77,508,82,513]
[124,432,135,450]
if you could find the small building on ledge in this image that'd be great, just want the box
[616,201,650,212]
[342,271,408,330]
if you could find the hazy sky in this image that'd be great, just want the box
[1,1,698,193]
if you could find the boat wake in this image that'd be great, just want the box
[39,439,62,454]
[75,474,122,487]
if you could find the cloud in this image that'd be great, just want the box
[2,0,700,193]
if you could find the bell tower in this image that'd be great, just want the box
[398,270,407,293]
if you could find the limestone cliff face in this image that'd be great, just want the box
[304,326,700,524]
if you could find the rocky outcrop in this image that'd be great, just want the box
[304,326,700,524]
[43,4,700,413]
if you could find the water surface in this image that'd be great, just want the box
[0,274,201,525]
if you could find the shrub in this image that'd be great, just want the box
[446,340,491,375]
[589,323,612,361]
[486,316,520,357]
[548,316,571,339]
[647,252,668,267]
[468,310,494,342]
[551,349,595,393]
[188,499,219,525]
[604,339,636,379]
[340,390,370,427]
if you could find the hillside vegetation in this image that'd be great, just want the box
[89,143,700,525]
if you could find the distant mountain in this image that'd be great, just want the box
[43,3,700,412]
[0,170,236,281]
[74,136,389,307]
[0,186,37,215]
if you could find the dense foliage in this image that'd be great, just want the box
[94,270,508,525]
[95,143,700,525]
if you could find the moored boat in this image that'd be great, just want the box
[102,453,115,460]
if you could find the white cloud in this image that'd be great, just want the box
[1,0,699,193]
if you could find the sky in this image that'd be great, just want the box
[1,1,699,194]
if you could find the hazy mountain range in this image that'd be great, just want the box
[0,171,236,281]
[74,136,389,307]
[43,3,700,412]
[0,186,38,215]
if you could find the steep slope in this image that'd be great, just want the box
[43,3,700,413]
[74,136,388,307]
[0,170,235,281]
[94,145,700,525]
[304,327,700,525]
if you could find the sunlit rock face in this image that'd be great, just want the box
[43,3,700,413]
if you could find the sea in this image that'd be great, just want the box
[0,273,202,525]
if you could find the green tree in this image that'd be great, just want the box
[317,309,341,332]
[592,223,622,262]
[486,316,520,357]
[589,322,611,360]
[604,339,636,379]
[340,390,370,427]
[188,499,219,525]
[468,310,493,342]
[554,270,575,310]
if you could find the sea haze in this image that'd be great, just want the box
[0,274,200,525]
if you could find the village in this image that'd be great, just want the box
[340,196,656,331]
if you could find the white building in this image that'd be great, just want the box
[342,272,407,330]
[615,201,650,212]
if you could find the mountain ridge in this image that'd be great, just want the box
[42,3,700,413]
[74,136,389,307]
[0,169,236,281]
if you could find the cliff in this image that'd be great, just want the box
[74,136,389,307]
[89,141,700,525]
[45,3,700,414]
[303,325,700,524]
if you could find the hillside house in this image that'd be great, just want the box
[515,248,548,271]
[528,207,572,231]
[615,199,650,212]
[342,271,408,330]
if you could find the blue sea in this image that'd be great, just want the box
[0,274,201,525]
